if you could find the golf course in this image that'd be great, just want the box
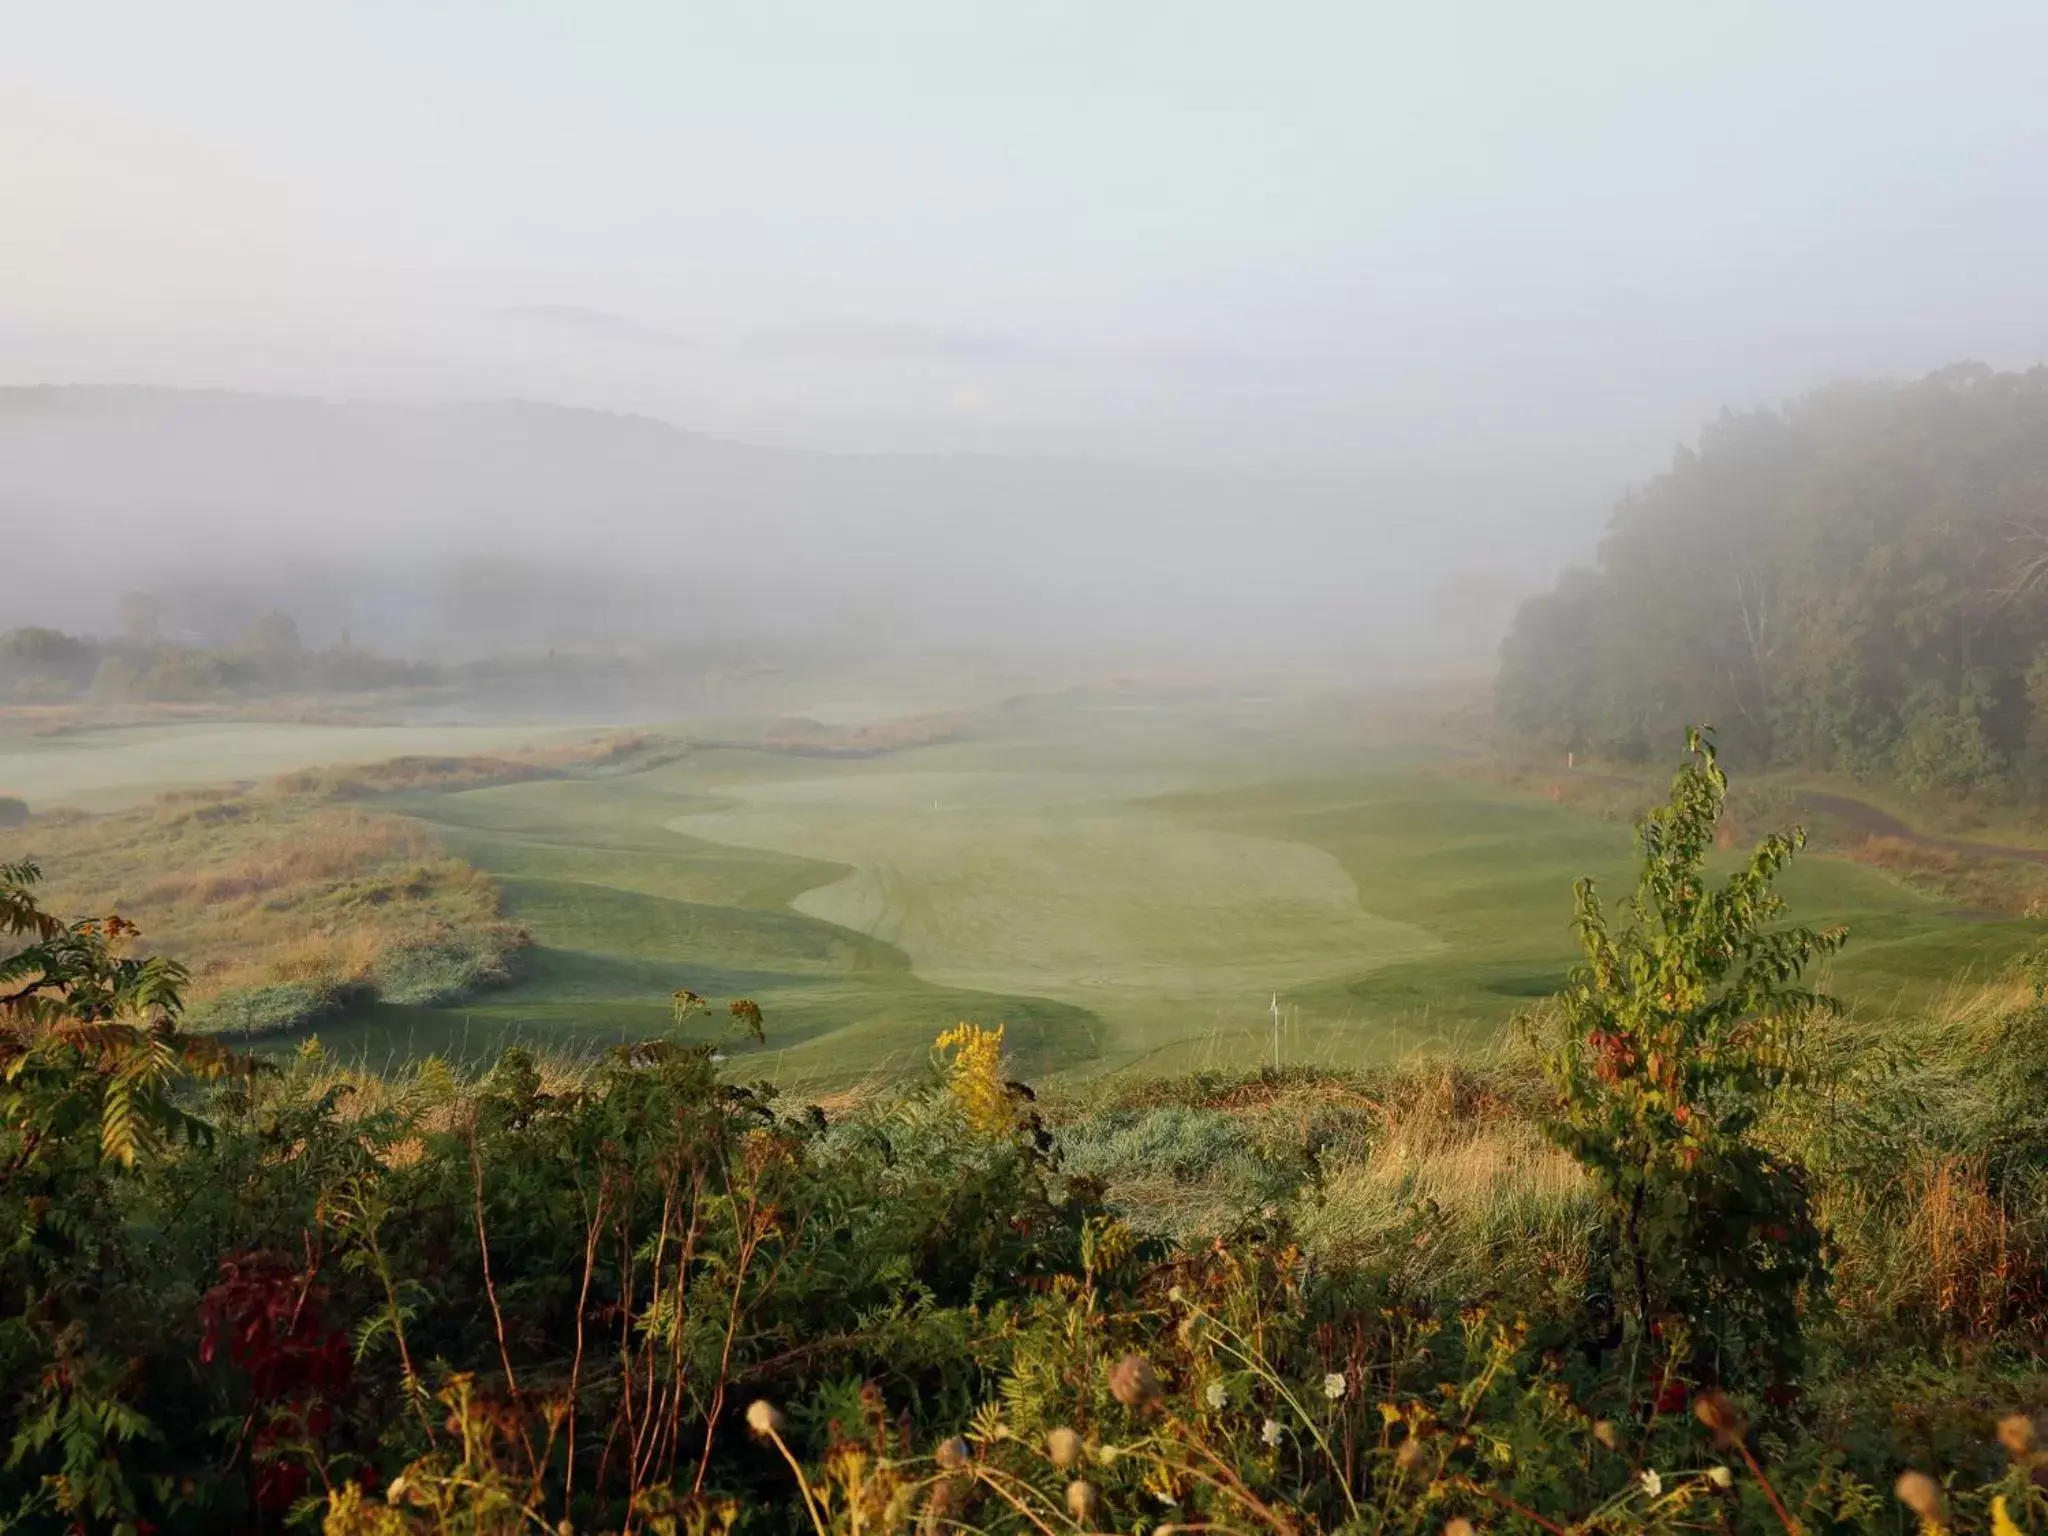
[6,687,2033,1082]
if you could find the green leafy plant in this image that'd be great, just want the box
[0,858,252,1532]
[1542,730,1845,1395]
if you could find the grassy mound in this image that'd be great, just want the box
[0,786,529,1033]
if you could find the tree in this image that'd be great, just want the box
[1544,731,1844,1394]
[117,590,163,646]
[1498,364,2048,797]
[0,626,98,698]
[241,609,303,660]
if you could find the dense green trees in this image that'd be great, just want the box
[1499,363,2048,798]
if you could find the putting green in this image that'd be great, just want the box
[672,768,1440,1039]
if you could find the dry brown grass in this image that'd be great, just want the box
[268,731,675,799]
[0,786,522,1011]
[1293,1067,1591,1289]
[1836,834,2048,915]
[1826,1148,2047,1336]
[692,711,966,758]
[1053,1053,1592,1297]
[0,696,439,735]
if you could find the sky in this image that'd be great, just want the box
[7,1,2048,573]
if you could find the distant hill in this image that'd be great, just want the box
[0,386,1411,658]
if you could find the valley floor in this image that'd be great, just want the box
[275,693,2046,1080]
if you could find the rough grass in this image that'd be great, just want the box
[1046,975,2048,1354]
[266,731,678,798]
[688,709,967,756]
[0,785,528,1034]
[1050,1045,1594,1304]
[1835,833,2048,916]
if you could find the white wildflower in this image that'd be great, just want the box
[1204,1380,1227,1410]
[1323,1372,1348,1401]
[1640,1469,1663,1498]
[1261,1418,1284,1447]
[1708,1466,1734,1489]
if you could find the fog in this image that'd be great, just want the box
[7,3,2048,677]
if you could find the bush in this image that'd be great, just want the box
[183,978,353,1035]
[0,796,26,828]
[373,927,528,1005]
[1544,729,1842,1393]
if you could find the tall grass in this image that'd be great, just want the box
[1053,1047,1595,1304]
[0,785,527,1033]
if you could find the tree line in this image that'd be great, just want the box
[0,604,433,705]
[1499,362,2048,799]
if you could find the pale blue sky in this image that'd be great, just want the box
[7,1,2048,557]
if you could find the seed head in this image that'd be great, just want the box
[1066,1479,1100,1524]
[1046,1426,1083,1469]
[1999,1415,2037,1458]
[1708,1466,1735,1489]
[1445,1520,1476,1536]
[1396,1436,1428,1470]
[1693,1390,1744,1448]
[1592,1420,1618,1451]
[934,1436,970,1471]
[744,1400,785,1439]
[1895,1471,1945,1523]
[1109,1353,1161,1408]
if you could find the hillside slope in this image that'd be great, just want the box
[0,385,1402,656]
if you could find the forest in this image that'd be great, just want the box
[1498,363,2048,800]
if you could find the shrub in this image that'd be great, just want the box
[1543,728,1843,1393]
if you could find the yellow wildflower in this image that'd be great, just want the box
[935,1023,1017,1134]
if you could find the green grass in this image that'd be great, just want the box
[298,697,2047,1080]
[309,766,1106,1079]
[1159,770,2048,1035]
[7,694,2032,1079]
